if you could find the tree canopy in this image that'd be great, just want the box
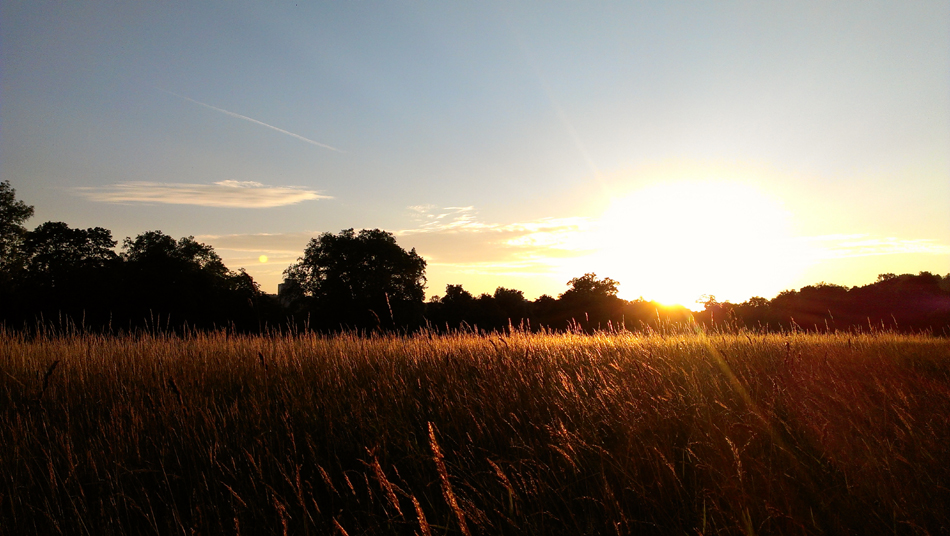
[24,222,118,280]
[283,228,427,329]
[1,181,948,335]
[0,180,35,275]
[560,273,619,299]
[117,231,262,328]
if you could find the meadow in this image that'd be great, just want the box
[1,326,948,535]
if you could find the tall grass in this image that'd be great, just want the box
[1,327,948,534]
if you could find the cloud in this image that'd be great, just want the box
[396,206,596,265]
[807,234,950,259]
[195,208,597,271]
[76,181,332,208]
[398,207,596,299]
[425,259,569,278]
[395,206,950,297]
[187,226,578,297]
[158,89,343,152]
[403,206,482,232]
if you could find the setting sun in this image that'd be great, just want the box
[258,255,268,263]
[594,181,808,308]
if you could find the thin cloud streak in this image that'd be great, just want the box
[426,259,566,277]
[398,206,595,261]
[401,206,594,240]
[158,89,343,152]
[806,234,950,259]
[76,181,332,208]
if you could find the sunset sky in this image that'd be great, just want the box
[2,1,948,308]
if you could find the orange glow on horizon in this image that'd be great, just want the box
[592,180,810,308]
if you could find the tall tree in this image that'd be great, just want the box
[493,287,530,327]
[557,273,624,330]
[0,181,35,274]
[284,228,426,329]
[560,273,619,300]
[425,284,480,331]
[5,222,122,326]
[123,231,228,276]
[24,222,118,287]
[120,231,261,329]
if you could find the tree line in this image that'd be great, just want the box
[2,181,948,334]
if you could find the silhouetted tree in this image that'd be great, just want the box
[123,231,228,274]
[427,284,479,330]
[730,296,772,330]
[877,273,898,283]
[621,298,694,331]
[696,295,738,328]
[561,273,620,299]
[24,222,119,287]
[284,228,427,330]
[531,294,559,327]
[557,273,624,331]
[493,287,530,329]
[443,284,476,307]
[710,273,950,333]
[0,183,36,326]
[0,180,34,280]
[3,222,123,326]
[426,285,535,332]
[767,282,850,331]
[5,181,948,336]
[119,231,262,330]
[849,272,950,331]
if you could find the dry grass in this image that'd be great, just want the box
[1,327,948,535]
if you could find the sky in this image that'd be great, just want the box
[2,1,948,308]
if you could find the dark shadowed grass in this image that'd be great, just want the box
[1,327,948,534]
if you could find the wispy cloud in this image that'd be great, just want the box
[425,259,569,278]
[402,205,594,238]
[404,205,482,232]
[807,234,950,259]
[76,181,331,208]
[397,206,596,264]
[158,89,343,152]
[394,207,598,297]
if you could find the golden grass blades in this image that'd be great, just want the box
[0,328,948,534]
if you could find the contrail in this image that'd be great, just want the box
[158,88,343,152]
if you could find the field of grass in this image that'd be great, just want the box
[2,327,949,535]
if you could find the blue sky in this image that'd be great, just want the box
[2,1,948,306]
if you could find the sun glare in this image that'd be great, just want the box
[258,255,268,263]
[594,181,806,308]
